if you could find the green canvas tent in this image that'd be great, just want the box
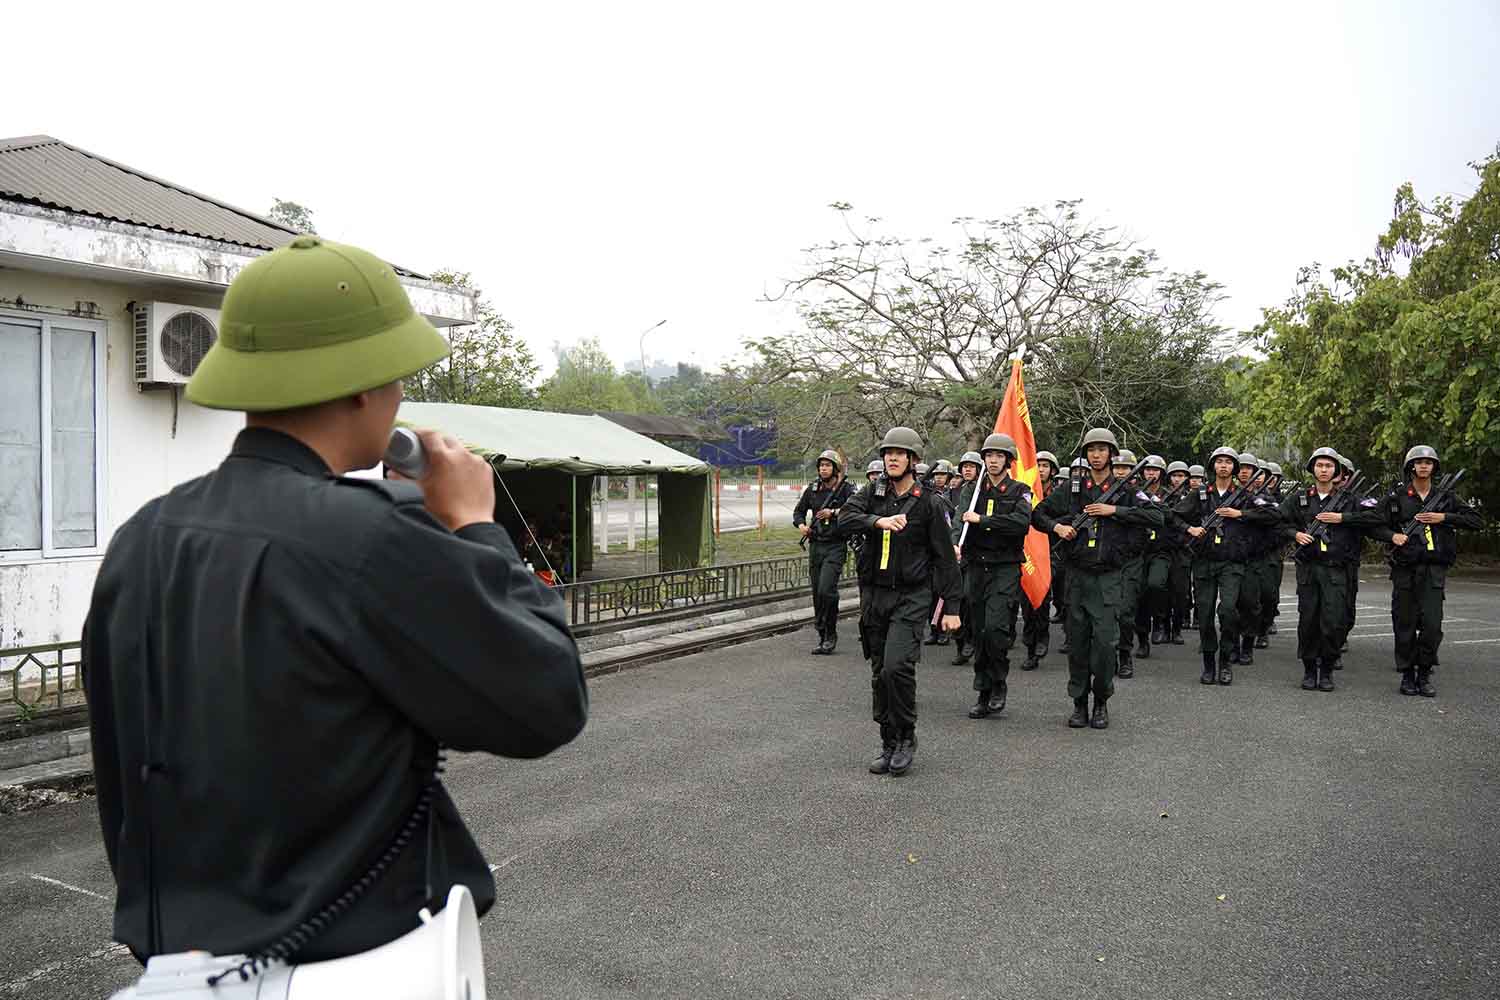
[397,402,713,572]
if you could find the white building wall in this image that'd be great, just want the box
[0,268,241,648]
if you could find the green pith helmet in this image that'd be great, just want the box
[981,432,1018,460]
[933,459,955,475]
[186,236,449,411]
[1143,454,1167,472]
[1306,446,1340,474]
[1208,446,1239,475]
[1167,460,1189,476]
[959,451,983,470]
[1079,427,1119,458]
[866,460,883,476]
[1036,450,1059,472]
[1403,444,1440,479]
[1114,448,1137,467]
[816,448,842,473]
[880,426,923,462]
[1188,464,1206,478]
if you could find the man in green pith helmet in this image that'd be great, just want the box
[81,237,588,965]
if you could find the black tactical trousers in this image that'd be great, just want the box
[1116,555,1144,651]
[1256,556,1283,634]
[1295,560,1349,663]
[1052,559,1068,620]
[1066,568,1119,703]
[1021,588,1050,652]
[808,540,845,638]
[1141,551,1173,630]
[1170,552,1192,631]
[1343,562,1361,642]
[1235,557,1261,644]
[857,581,874,660]
[1193,560,1245,656]
[1391,563,1447,669]
[864,584,928,735]
[968,561,1022,696]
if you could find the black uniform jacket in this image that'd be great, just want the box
[793,476,856,544]
[1370,482,1484,567]
[949,474,1032,564]
[1141,485,1187,555]
[1277,484,1382,566]
[82,429,588,962]
[1173,483,1280,563]
[1031,471,1163,572]
[839,477,962,604]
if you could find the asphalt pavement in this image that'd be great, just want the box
[3,574,1498,999]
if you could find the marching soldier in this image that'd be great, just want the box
[1185,463,1206,627]
[1279,447,1383,693]
[951,434,1032,718]
[866,459,883,485]
[853,463,882,665]
[1053,456,1087,651]
[1138,455,1185,655]
[1020,450,1061,670]
[1228,452,1267,666]
[1031,428,1163,730]
[1368,446,1484,696]
[1163,461,1192,644]
[930,459,954,494]
[951,450,984,666]
[1111,449,1148,677]
[1333,451,1360,669]
[924,466,958,648]
[1176,447,1280,686]
[1251,460,1287,648]
[915,462,932,489]
[793,449,855,655]
[839,428,962,776]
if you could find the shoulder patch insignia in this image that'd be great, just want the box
[1136,490,1149,501]
[1359,497,1378,507]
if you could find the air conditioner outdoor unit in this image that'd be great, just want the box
[133,302,219,386]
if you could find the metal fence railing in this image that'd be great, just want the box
[1,640,84,716]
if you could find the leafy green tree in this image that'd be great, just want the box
[538,337,661,414]
[403,270,540,408]
[267,198,317,234]
[1205,147,1500,507]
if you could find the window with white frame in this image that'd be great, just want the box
[0,312,106,558]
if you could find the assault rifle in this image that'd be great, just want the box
[1189,474,1277,546]
[1398,469,1467,539]
[1066,458,1151,532]
[1309,470,1366,541]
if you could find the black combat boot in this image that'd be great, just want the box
[1417,666,1436,698]
[1035,637,1049,659]
[1317,665,1335,692]
[1217,648,1233,686]
[1253,632,1269,649]
[1150,620,1165,646]
[1340,638,1350,653]
[1301,659,1319,691]
[1330,655,1344,670]
[889,733,915,775]
[1268,621,1278,635]
[951,642,972,666]
[1089,698,1109,729]
[824,631,838,655]
[1399,668,1418,696]
[1200,652,1216,685]
[923,628,941,646]
[1116,647,1134,679]
[987,683,1007,714]
[1136,632,1150,660]
[968,691,993,719]
[1021,647,1039,671]
[869,726,895,774]
[1067,698,1089,728]
[1058,634,1071,655]
[934,631,951,646]
[1171,625,1185,645]
[811,631,830,656]
[1239,634,1254,666]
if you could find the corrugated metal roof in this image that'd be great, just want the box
[0,135,422,277]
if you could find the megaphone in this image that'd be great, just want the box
[111,885,486,1000]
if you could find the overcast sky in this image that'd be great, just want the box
[9,1,1498,376]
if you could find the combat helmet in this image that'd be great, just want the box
[1113,448,1138,467]
[933,459,956,476]
[981,432,1018,461]
[915,463,931,477]
[1143,454,1167,472]
[1036,450,1059,473]
[1187,464,1206,478]
[1166,460,1190,476]
[1208,446,1240,475]
[816,449,842,474]
[866,459,883,476]
[1079,427,1120,458]
[879,426,924,462]
[958,451,983,472]
[1305,446,1340,474]
[1403,444,1440,479]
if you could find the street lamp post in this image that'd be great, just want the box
[638,319,667,390]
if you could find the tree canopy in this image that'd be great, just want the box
[403,270,540,409]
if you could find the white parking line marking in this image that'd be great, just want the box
[28,874,108,901]
[0,943,130,995]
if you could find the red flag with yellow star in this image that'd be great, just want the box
[994,357,1052,609]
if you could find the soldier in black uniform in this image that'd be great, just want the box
[951,433,1033,718]
[1228,452,1267,666]
[81,237,588,966]
[1031,428,1163,730]
[1185,463,1206,627]
[1368,445,1484,696]
[923,464,958,648]
[1138,455,1185,657]
[1110,449,1148,677]
[852,460,884,664]
[1019,449,1060,670]
[1332,451,1361,669]
[1053,456,1087,648]
[794,449,856,655]
[950,450,984,666]
[1279,447,1384,692]
[1162,461,1192,645]
[1176,447,1281,686]
[1251,460,1287,649]
[866,459,883,485]
[839,427,962,776]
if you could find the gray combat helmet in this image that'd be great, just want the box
[1143,454,1167,472]
[1403,444,1440,478]
[866,459,883,476]
[958,450,982,471]
[1166,460,1190,476]
[1113,448,1138,467]
[980,432,1018,460]
[1036,450,1059,472]
[816,448,842,474]
[879,426,924,462]
[1208,446,1240,475]
[1267,462,1283,477]
[1305,446,1340,474]
[1333,451,1354,474]
[1237,452,1258,470]
[1079,427,1120,458]
[1188,464,1206,478]
[932,459,955,475]
[915,463,931,477]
